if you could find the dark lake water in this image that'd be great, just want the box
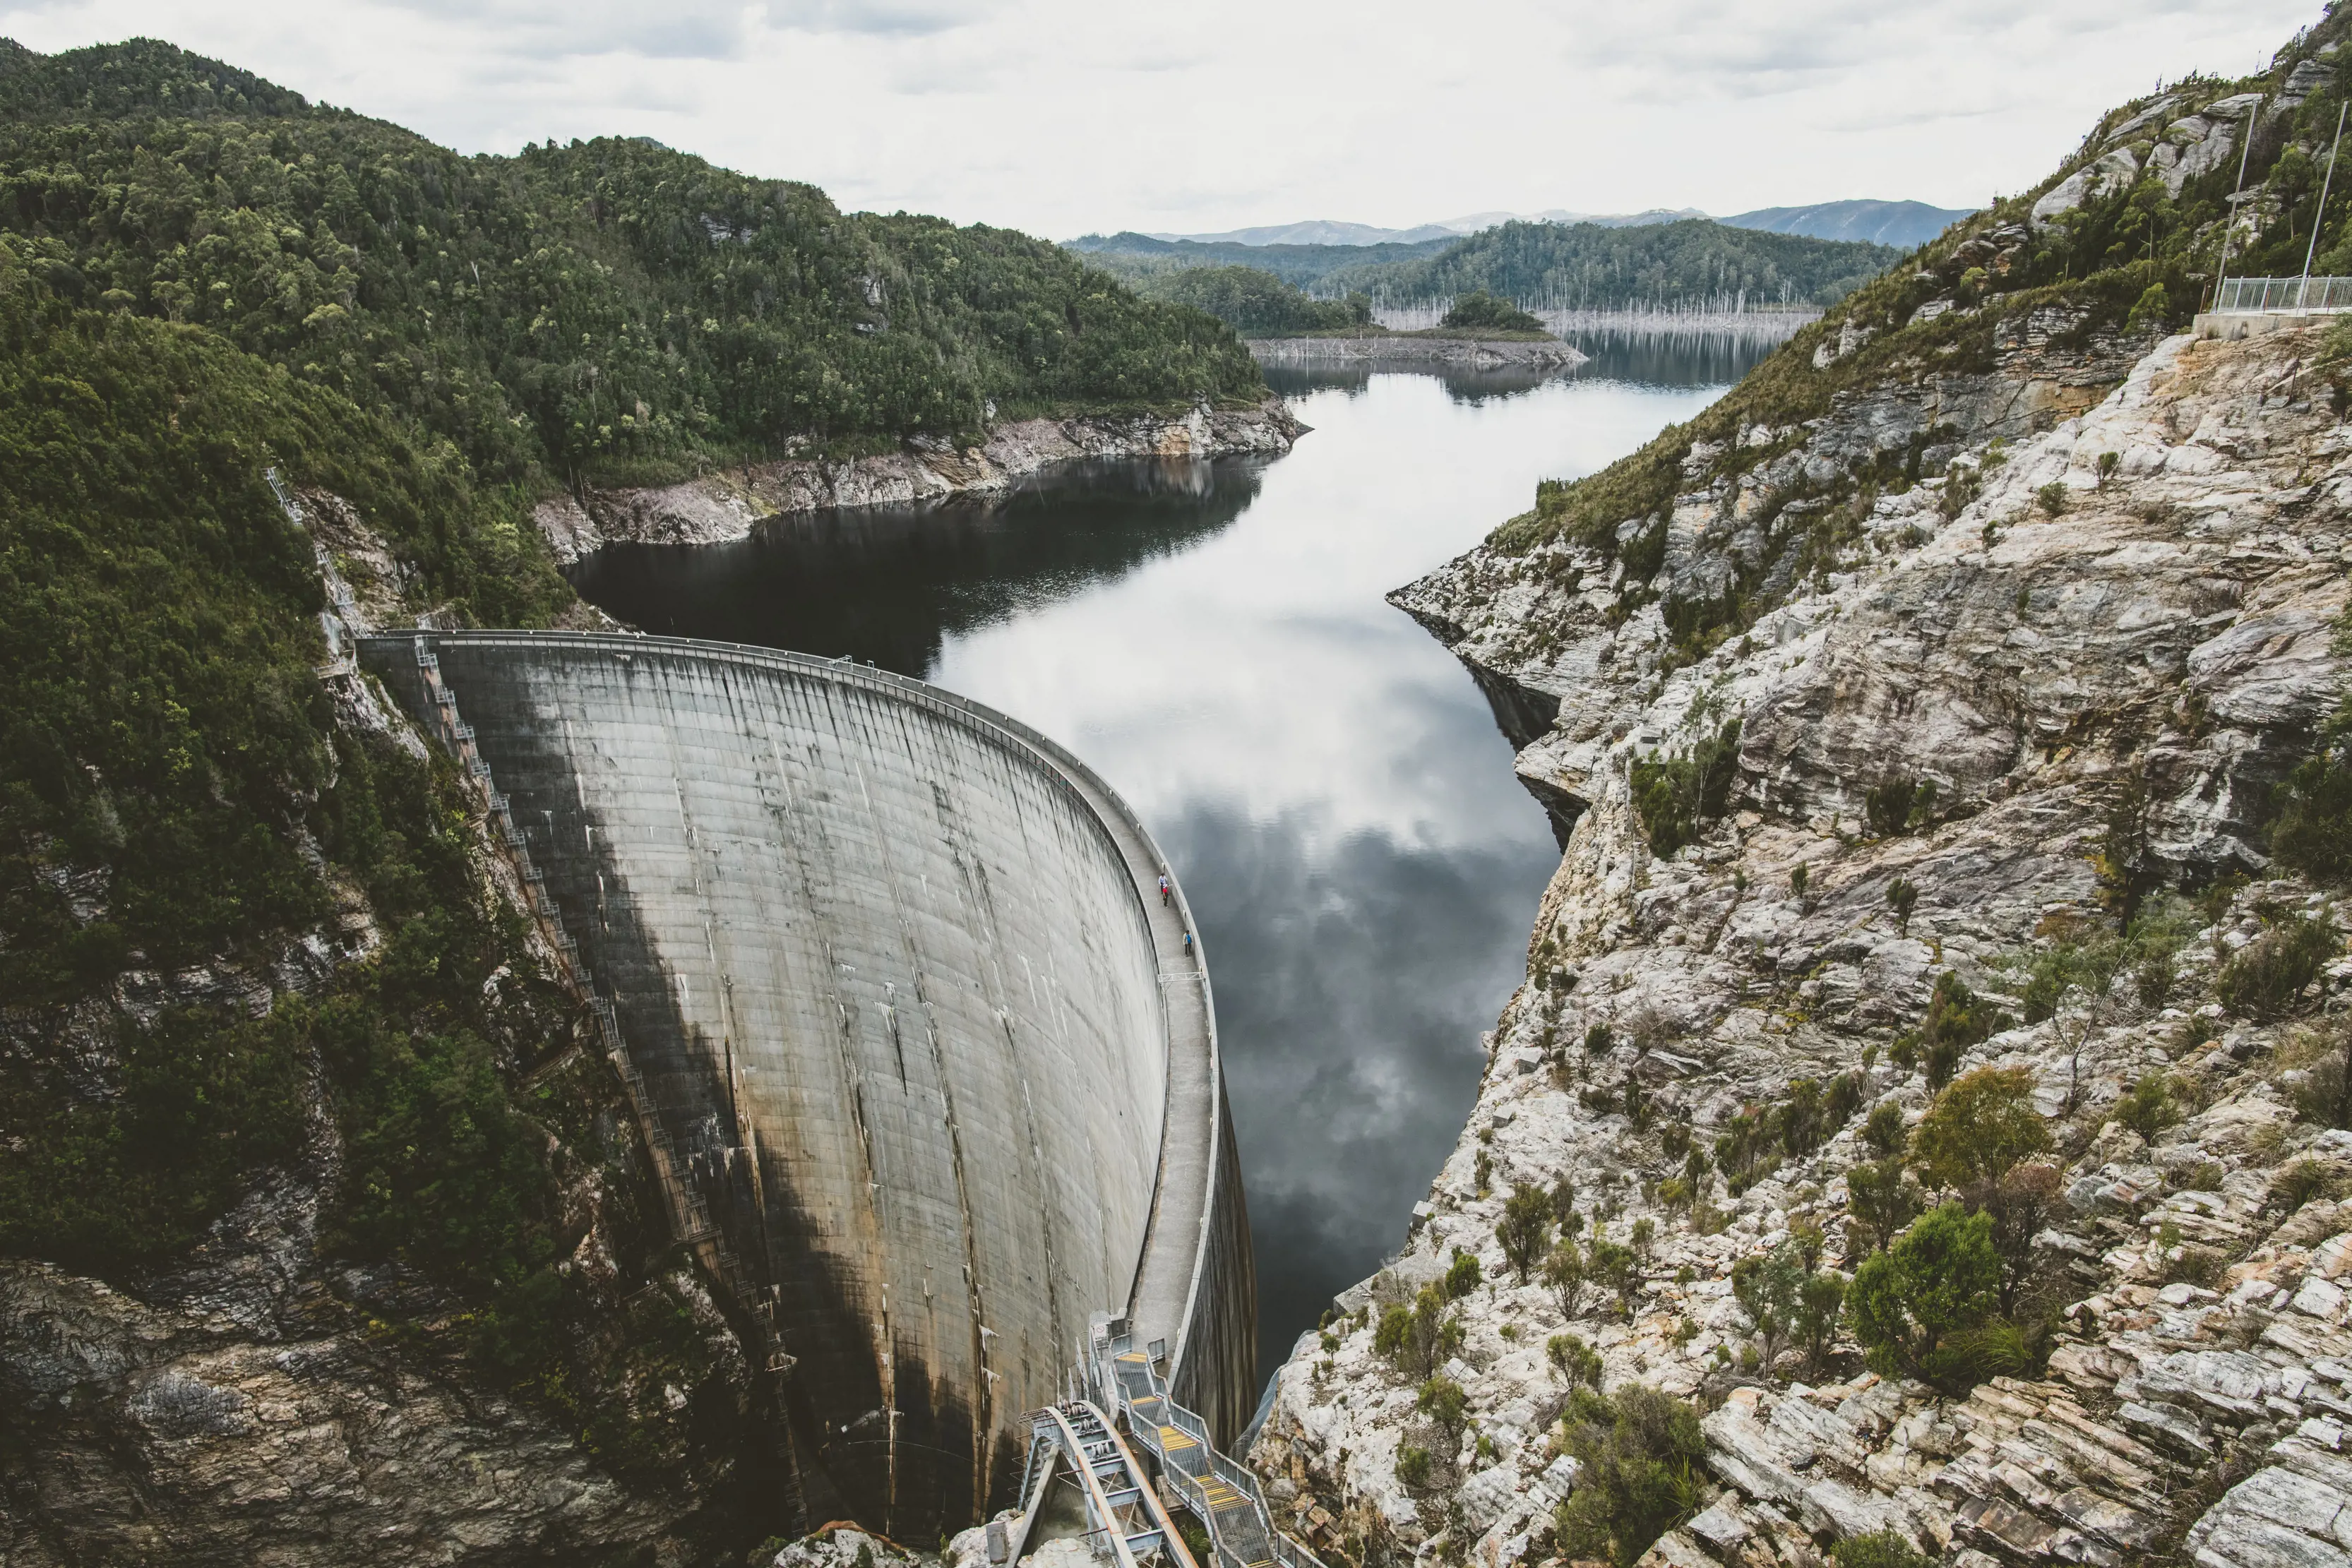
[571,335,1767,1386]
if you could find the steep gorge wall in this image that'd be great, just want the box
[1248,318,2352,1568]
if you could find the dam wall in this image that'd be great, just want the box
[359,633,1254,1540]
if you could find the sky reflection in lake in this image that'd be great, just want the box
[572,341,1762,1379]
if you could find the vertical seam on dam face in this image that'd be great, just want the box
[357,633,1255,1536]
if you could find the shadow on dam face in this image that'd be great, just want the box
[359,633,1254,1541]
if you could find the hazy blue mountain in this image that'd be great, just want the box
[1143,219,1464,246]
[1719,198,1975,249]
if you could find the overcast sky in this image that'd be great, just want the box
[0,0,2317,239]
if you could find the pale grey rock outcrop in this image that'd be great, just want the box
[533,398,1308,563]
[1246,337,1587,370]
[1250,324,2352,1568]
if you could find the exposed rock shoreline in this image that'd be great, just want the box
[534,397,1307,564]
[1246,318,2352,1568]
[1248,337,1589,371]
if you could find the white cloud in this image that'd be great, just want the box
[0,0,2318,237]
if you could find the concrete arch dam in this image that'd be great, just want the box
[358,632,1254,1541]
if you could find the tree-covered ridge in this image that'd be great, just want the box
[0,38,1263,491]
[1491,3,2352,577]
[1065,229,1457,287]
[1123,263,1372,335]
[1323,218,1901,311]
[0,241,736,1476]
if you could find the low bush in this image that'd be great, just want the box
[1395,1446,1433,1489]
[2219,914,2339,1019]
[1733,1243,1804,1373]
[1548,1332,1604,1389]
[1832,1530,1933,1568]
[1553,1384,1707,1568]
[1847,1203,2004,1393]
[1440,289,1548,334]
[1498,1185,1552,1281]
[1630,721,1743,858]
[2273,707,2352,880]
[2111,1072,2182,1142]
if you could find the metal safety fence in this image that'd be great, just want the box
[2215,276,2352,313]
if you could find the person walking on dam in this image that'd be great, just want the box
[1159,873,1171,906]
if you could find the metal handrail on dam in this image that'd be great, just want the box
[355,630,1255,1540]
[1003,1317,1324,1568]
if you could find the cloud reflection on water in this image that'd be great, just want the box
[572,353,1758,1380]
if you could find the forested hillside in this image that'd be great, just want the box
[1324,217,1901,310]
[1065,230,1455,288]
[1122,264,1371,335]
[0,38,1262,490]
[0,40,1277,1538]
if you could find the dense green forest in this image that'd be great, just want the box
[1066,229,1455,288]
[0,35,1275,1486]
[1124,263,1371,335]
[0,38,1263,491]
[0,225,757,1486]
[1073,219,1900,316]
[1323,218,1900,310]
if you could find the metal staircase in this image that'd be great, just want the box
[1006,1318,1325,1568]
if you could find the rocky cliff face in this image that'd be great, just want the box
[1246,319,2352,1568]
[1,493,758,1567]
[535,399,1306,564]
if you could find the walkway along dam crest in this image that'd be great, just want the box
[358,632,1256,1540]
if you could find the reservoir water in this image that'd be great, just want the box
[571,336,1767,1382]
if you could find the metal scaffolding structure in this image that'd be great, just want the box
[1003,1317,1325,1568]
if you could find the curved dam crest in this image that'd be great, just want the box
[359,633,1254,1540]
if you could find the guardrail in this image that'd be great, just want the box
[1069,1316,1326,1568]
[2215,276,2352,313]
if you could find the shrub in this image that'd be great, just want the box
[1395,1446,1433,1488]
[2274,716,2352,880]
[1866,777,1917,837]
[1445,1248,1483,1300]
[1791,862,1810,903]
[1551,1173,1579,1223]
[2112,1072,2181,1142]
[2271,1158,2346,1213]
[1825,1072,1865,1130]
[1378,1285,1463,1378]
[1832,1531,1933,1568]
[2292,1022,2352,1130]
[1887,877,1919,933]
[1630,721,1743,858]
[1846,1157,1922,1255]
[1417,1375,1469,1442]
[1732,1243,1805,1373]
[2219,914,2339,1019]
[1847,1204,2002,1392]
[2123,281,2172,335]
[1915,971,1998,1091]
[1715,1103,1775,1188]
[1553,1385,1707,1568]
[1914,1066,2052,1198]
[1781,1077,1826,1157]
[1546,1239,1589,1319]
[1589,1238,1641,1315]
[1498,1186,1552,1281]
[1863,1101,1909,1159]
[1548,1331,1604,1389]
[2035,481,2070,517]
[1798,1270,1850,1372]
[1441,289,1547,334]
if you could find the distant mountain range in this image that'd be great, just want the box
[1130,198,1971,253]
